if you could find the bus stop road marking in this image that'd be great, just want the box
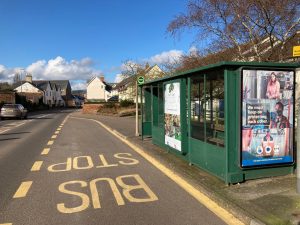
[31,161,43,171]
[41,148,50,155]
[70,116,245,225]
[13,181,33,198]
[47,140,54,146]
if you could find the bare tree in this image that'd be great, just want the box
[168,0,300,62]
[13,73,21,84]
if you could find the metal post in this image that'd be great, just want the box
[297,112,300,193]
[297,69,300,193]
[135,81,139,136]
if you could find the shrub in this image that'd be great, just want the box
[104,102,116,108]
[120,99,134,107]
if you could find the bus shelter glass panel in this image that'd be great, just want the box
[241,69,295,167]
[190,72,225,147]
[205,73,225,146]
[142,86,152,136]
[158,83,164,128]
[191,76,205,141]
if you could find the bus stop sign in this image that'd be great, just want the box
[137,76,145,85]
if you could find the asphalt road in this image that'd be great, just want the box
[0,110,227,225]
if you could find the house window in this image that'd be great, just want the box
[190,71,225,147]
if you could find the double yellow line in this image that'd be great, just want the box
[3,118,69,224]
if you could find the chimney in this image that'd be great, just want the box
[100,75,105,82]
[25,74,33,83]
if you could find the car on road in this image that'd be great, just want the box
[0,104,28,120]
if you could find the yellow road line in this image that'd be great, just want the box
[41,148,50,155]
[57,128,61,131]
[72,117,244,225]
[0,223,12,225]
[51,135,57,139]
[13,181,33,198]
[47,140,54,146]
[31,161,43,171]
[54,131,60,134]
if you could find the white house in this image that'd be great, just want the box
[116,64,164,102]
[13,81,44,104]
[14,74,66,107]
[86,76,112,102]
[33,80,66,107]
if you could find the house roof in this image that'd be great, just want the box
[32,81,51,91]
[114,75,136,90]
[48,80,70,90]
[87,76,99,86]
[32,80,70,91]
[13,81,44,92]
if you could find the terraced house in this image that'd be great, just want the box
[13,74,72,107]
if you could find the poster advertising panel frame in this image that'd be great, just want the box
[240,68,295,168]
[164,81,182,151]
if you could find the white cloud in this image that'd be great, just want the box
[189,46,198,56]
[0,65,25,82]
[0,56,103,90]
[114,74,124,83]
[148,50,184,65]
[26,56,102,80]
[70,80,87,90]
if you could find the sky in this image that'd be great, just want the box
[0,0,197,90]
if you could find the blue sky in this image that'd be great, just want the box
[0,0,197,89]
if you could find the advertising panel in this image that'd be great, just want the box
[241,69,294,167]
[164,82,181,151]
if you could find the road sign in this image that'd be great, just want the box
[293,46,300,57]
[137,76,144,85]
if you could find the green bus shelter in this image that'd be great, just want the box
[140,61,299,184]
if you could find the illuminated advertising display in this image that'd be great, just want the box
[164,82,181,151]
[241,69,294,167]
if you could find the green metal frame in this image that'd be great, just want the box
[140,61,299,184]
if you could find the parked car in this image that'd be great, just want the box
[0,104,28,120]
[107,95,119,102]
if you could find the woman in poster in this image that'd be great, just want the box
[266,72,280,99]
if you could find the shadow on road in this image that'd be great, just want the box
[0,132,31,136]
[29,117,53,120]
[0,137,20,141]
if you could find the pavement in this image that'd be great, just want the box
[74,112,300,225]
